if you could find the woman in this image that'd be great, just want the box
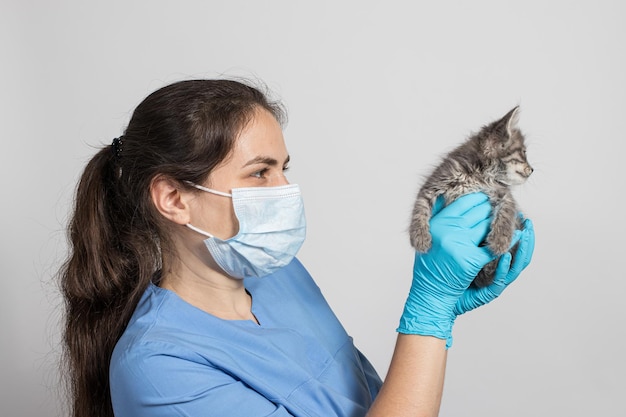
[59,79,534,417]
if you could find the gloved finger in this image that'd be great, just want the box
[468,217,492,246]
[492,252,514,287]
[453,251,516,317]
[461,199,493,228]
[508,219,535,277]
[433,199,492,234]
[453,279,499,316]
[436,192,489,219]
[459,253,513,312]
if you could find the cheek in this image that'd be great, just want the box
[195,199,240,239]
[228,209,240,237]
[216,201,240,239]
[507,164,528,185]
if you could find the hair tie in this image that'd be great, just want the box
[111,136,123,158]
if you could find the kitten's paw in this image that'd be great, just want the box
[409,228,432,252]
[486,231,512,255]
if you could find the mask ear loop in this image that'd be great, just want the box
[183,181,234,238]
[185,181,232,197]
[186,223,215,238]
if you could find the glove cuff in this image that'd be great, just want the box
[396,316,454,340]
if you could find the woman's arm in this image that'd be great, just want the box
[367,335,447,417]
[367,194,535,417]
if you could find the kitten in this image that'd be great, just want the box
[409,106,533,287]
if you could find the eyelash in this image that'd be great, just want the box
[251,165,289,179]
[251,169,268,179]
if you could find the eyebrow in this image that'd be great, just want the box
[242,155,290,168]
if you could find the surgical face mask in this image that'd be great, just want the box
[186,183,306,279]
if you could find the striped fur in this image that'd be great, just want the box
[409,106,532,287]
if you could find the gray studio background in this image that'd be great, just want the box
[2,1,624,416]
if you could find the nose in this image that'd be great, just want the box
[525,165,534,176]
[271,172,290,186]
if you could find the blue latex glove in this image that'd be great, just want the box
[398,193,536,349]
[397,193,495,340]
[443,217,535,347]
[454,218,535,316]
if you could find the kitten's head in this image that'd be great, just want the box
[478,106,533,186]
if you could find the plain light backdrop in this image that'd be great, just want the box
[2,1,624,416]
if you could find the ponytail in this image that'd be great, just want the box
[59,146,159,417]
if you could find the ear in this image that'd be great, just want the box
[504,106,521,138]
[150,176,192,225]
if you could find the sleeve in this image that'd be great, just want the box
[110,341,295,417]
[356,348,383,401]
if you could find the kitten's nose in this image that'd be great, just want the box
[524,166,534,176]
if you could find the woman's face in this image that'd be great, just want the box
[188,107,291,239]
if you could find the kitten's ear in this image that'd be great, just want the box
[503,106,521,138]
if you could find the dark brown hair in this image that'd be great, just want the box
[58,79,285,417]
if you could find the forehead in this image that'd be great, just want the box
[230,108,288,163]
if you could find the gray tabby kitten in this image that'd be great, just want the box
[409,106,533,287]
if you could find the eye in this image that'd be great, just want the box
[251,168,269,179]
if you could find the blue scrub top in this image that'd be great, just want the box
[110,258,382,417]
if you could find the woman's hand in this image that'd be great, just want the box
[398,193,535,348]
[454,217,535,316]
[397,193,495,341]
